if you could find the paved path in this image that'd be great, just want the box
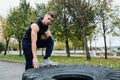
[0,61,25,80]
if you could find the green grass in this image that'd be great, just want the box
[0,54,120,70]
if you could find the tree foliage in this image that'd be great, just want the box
[45,0,96,58]
[5,0,37,56]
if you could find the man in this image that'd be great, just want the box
[22,12,57,70]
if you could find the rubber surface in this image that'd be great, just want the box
[22,65,120,80]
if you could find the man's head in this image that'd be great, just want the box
[42,12,54,25]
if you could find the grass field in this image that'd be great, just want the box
[0,54,120,70]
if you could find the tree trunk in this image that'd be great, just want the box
[65,39,70,57]
[82,40,84,55]
[89,38,92,52]
[4,39,10,56]
[104,34,107,59]
[18,39,22,56]
[81,27,91,60]
[102,16,107,59]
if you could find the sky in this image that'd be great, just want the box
[0,0,119,18]
[0,0,49,18]
[0,0,120,47]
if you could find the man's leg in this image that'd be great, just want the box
[37,37,54,59]
[37,37,57,65]
[22,41,33,70]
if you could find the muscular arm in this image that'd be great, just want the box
[31,23,39,68]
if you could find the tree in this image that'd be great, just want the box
[7,8,25,56]
[7,0,37,56]
[63,0,71,57]
[46,0,95,59]
[94,0,119,59]
[47,0,71,57]
[1,18,12,55]
[68,0,95,60]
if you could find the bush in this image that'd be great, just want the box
[11,43,18,51]
[54,42,65,50]
[0,42,5,53]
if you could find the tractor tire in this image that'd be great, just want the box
[22,65,120,80]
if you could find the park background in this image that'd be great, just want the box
[0,0,120,60]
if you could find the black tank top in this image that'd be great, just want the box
[23,18,48,42]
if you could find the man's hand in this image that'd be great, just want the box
[32,57,39,69]
[45,29,52,38]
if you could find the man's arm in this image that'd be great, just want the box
[31,23,39,68]
[45,27,52,38]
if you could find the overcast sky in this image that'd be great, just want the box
[0,0,49,18]
[0,0,119,18]
[0,0,120,47]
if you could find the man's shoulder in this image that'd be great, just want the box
[34,17,43,28]
[37,17,43,22]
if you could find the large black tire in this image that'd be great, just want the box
[22,65,120,80]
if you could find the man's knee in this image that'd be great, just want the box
[48,37,54,45]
